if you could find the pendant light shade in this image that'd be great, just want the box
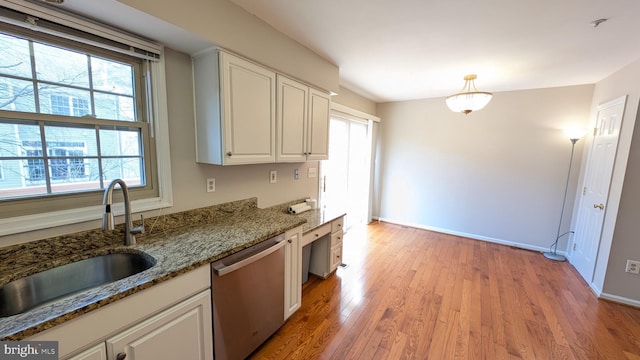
[446,74,492,115]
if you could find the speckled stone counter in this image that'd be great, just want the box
[269,200,346,234]
[0,198,306,340]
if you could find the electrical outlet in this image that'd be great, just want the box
[206,178,215,192]
[625,260,640,274]
[270,170,277,184]
[308,167,317,178]
[294,169,300,180]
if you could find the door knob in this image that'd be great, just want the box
[593,203,605,210]
[116,353,127,360]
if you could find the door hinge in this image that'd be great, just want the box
[583,186,587,195]
[573,243,577,251]
[593,127,598,136]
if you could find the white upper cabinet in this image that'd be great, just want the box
[307,88,330,161]
[193,49,276,165]
[276,75,330,162]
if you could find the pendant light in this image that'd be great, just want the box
[446,74,493,115]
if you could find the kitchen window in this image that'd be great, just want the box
[0,4,172,236]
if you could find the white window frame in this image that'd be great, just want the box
[0,4,173,237]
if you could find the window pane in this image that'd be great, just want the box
[33,42,89,88]
[101,157,143,186]
[38,86,91,117]
[44,125,97,156]
[0,122,41,157]
[95,93,135,121]
[99,128,141,156]
[0,32,31,78]
[91,57,134,96]
[0,160,48,199]
[0,78,36,112]
[50,158,100,194]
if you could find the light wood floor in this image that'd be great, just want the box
[250,222,640,360]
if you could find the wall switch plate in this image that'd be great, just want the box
[625,260,640,274]
[270,170,277,184]
[308,167,317,178]
[206,178,215,192]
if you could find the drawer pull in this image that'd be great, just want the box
[116,353,127,360]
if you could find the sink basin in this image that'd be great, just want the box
[0,252,156,317]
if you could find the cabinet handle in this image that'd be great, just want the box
[288,239,292,243]
[226,151,232,156]
[116,353,127,360]
[315,233,319,238]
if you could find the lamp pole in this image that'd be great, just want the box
[544,137,580,262]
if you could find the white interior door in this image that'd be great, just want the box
[321,116,372,230]
[570,96,626,283]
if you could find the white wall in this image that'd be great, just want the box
[376,85,594,251]
[332,86,377,115]
[117,0,339,94]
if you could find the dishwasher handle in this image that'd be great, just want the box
[213,234,286,276]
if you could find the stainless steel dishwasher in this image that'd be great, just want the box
[211,233,286,360]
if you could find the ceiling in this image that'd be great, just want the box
[229,0,640,103]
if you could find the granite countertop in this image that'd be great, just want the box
[269,200,346,234]
[0,198,308,340]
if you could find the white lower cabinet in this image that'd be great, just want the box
[28,265,212,360]
[67,344,107,360]
[284,226,302,320]
[106,290,212,360]
[308,216,345,278]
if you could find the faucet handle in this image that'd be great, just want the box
[130,214,145,236]
[139,214,145,234]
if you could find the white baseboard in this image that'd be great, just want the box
[599,292,640,308]
[374,217,567,256]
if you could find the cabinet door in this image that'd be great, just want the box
[284,227,302,319]
[306,88,330,161]
[66,344,106,360]
[277,76,308,162]
[106,290,213,360]
[220,52,276,164]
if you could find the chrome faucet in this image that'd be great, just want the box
[102,179,144,246]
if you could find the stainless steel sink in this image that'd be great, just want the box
[0,252,156,317]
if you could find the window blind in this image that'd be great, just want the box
[0,0,162,61]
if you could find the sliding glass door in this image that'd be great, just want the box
[320,115,372,230]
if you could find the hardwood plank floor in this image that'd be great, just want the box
[250,222,640,359]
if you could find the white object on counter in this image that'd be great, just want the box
[288,203,308,214]
[289,203,312,214]
[305,198,317,209]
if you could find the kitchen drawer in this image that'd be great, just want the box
[330,230,343,247]
[302,223,331,246]
[330,243,342,272]
[331,217,344,233]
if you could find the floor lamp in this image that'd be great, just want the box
[544,129,586,262]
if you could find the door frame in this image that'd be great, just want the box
[568,95,631,294]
